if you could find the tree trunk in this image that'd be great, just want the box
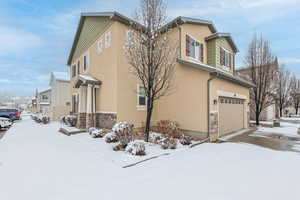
[144,98,153,142]
[255,112,260,125]
[280,107,283,117]
[296,107,299,115]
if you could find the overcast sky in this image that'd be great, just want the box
[0,0,300,96]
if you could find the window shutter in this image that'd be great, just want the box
[229,53,232,68]
[77,61,80,75]
[186,35,190,56]
[200,43,204,62]
[233,54,235,69]
[220,48,223,66]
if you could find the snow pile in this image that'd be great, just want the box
[61,115,77,127]
[125,140,146,156]
[256,121,300,137]
[88,127,105,138]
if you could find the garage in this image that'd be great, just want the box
[219,97,245,136]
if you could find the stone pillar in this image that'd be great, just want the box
[209,111,219,142]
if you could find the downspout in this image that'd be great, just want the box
[207,71,218,141]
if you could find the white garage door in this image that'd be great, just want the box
[219,97,244,137]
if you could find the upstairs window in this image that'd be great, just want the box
[83,52,89,72]
[97,39,103,53]
[137,84,146,107]
[77,60,80,75]
[105,31,111,48]
[71,64,76,77]
[42,95,48,100]
[220,47,232,68]
[186,35,203,62]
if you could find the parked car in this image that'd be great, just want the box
[0,108,21,121]
[0,117,12,129]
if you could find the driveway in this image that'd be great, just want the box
[227,119,300,152]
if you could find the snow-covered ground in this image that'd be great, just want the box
[1,115,300,200]
[255,121,300,137]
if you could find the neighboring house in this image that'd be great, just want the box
[236,64,278,121]
[49,72,71,121]
[67,12,254,140]
[37,89,51,114]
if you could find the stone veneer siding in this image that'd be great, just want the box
[209,111,219,142]
[86,113,96,129]
[95,113,117,129]
[77,113,87,129]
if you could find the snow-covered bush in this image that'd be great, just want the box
[104,132,118,143]
[156,120,182,138]
[41,115,50,124]
[125,140,146,156]
[88,127,105,138]
[160,137,177,149]
[112,122,134,146]
[61,115,77,127]
[179,134,192,145]
[32,114,49,124]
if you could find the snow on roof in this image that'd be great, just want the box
[52,72,69,81]
[78,74,98,82]
[39,102,50,105]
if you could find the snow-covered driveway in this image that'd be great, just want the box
[1,115,300,200]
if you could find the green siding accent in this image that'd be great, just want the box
[72,16,112,64]
[207,40,216,66]
[207,37,235,74]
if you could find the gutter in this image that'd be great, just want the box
[207,72,218,141]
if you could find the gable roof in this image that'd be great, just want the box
[205,32,239,53]
[67,12,219,65]
[177,58,255,88]
[52,72,69,81]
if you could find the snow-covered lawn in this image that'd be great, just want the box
[1,115,300,200]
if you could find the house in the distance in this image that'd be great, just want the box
[67,12,254,141]
[37,89,51,114]
[49,72,71,121]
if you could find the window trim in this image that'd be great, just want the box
[186,34,203,62]
[220,47,232,68]
[97,38,103,53]
[105,31,111,48]
[83,51,89,72]
[137,84,146,110]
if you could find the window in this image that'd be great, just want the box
[97,39,103,53]
[71,64,76,77]
[126,30,133,41]
[83,52,89,72]
[42,95,48,100]
[137,84,146,107]
[105,31,111,48]
[186,35,203,62]
[220,47,232,68]
[77,60,80,75]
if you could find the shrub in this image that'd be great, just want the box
[41,115,50,124]
[160,137,177,149]
[125,140,146,156]
[89,128,105,138]
[61,115,77,127]
[179,134,192,145]
[156,120,182,138]
[104,132,118,143]
[112,122,134,146]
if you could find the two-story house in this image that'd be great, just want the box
[49,72,71,121]
[37,88,51,114]
[67,12,255,140]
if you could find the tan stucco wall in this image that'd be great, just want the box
[70,20,118,114]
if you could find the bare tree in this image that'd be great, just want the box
[274,65,291,117]
[125,0,178,142]
[244,34,277,125]
[290,75,300,115]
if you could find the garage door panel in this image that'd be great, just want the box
[219,97,244,136]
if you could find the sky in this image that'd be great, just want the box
[0,0,300,96]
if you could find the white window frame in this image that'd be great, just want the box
[105,31,111,48]
[97,38,103,53]
[221,47,231,68]
[186,34,202,62]
[83,51,89,72]
[137,84,146,110]
[126,30,133,41]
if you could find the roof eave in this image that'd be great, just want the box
[177,58,255,88]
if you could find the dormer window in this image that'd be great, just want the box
[220,47,232,68]
[186,35,203,62]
